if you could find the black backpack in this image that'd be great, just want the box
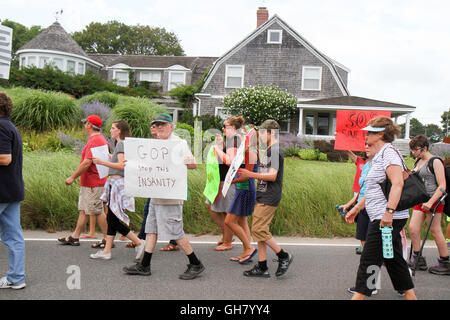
[426,157,450,216]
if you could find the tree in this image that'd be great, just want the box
[441,110,449,137]
[425,124,443,143]
[0,19,43,64]
[223,85,297,125]
[72,21,184,56]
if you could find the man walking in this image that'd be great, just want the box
[0,92,26,289]
[58,115,108,246]
[123,113,205,280]
[237,120,293,278]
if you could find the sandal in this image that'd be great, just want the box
[159,243,179,251]
[239,249,258,264]
[214,244,233,251]
[126,242,136,248]
[58,236,80,246]
[91,239,115,249]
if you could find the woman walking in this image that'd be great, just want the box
[214,116,258,263]
[351,116,417,300]
[90,120,145,261]
[407,134,449,275]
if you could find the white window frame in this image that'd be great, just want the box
[28,56,37,67]
[39,56,50,68]
[279,119,291,133]
[168,71,186,90]
[140,71,161,83]
[301,66,322,91]
[267,29,283,44]
[214,107,230,120]
[67,60,76,74]
[225,65,245,89]
[77,62,85,75]
[113,70,129,87]
[51,57,63,70]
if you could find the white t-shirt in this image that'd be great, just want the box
[364,143,410,221]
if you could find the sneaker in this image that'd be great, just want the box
[90,250,111,260]
[275,252,293,277]
[0,277,26,290]
[407,254,428,271]
[243,264,270,278]
[123,262,151,276]
[428,258,450,276]
[397,290,405,297]
[347,286,378,295]
[135,240,145,261]
[179,263,205,280]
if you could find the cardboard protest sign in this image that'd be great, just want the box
[222,128,255,197]
[90,145,110,179]
[124,137,187,200]
[334,110,391,151]
[203,146,220,203]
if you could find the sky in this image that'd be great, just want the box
[1,0,449,127]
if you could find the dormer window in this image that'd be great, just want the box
[267,30,282,44]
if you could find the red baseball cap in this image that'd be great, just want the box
[82,114,102,128]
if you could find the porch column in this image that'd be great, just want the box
[298,107,304,136]
[405,113,411,139]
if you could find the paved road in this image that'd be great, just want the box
[0,232,448,302]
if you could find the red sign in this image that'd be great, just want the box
[334,110,391,151]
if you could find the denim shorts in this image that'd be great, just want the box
[145,203,185,241]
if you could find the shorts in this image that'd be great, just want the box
[145,203,185,241]
[355,209,370,241]
[205,182,236,213]
[78,186,104,215]
[251,203,277,242]
[413,202,444,214]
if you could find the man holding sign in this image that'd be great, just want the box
[58,115,108,246]
[123,113,205,280]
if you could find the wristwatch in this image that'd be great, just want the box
[386,208,395,214]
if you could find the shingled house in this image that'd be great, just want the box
[194,7,414,152]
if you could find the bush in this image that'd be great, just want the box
[11,89,82,131]
[318,152,328,161]
[299,148,318,160]
[78,91,119,108]
[283,146,301,157]
[174,122,195,147]
[81,101,112,124]
[107,97,166,138]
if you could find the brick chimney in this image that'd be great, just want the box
[257,7,269,28]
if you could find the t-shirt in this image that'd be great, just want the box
[151,133,193,206]
[256,144,284,207]
[353,157,366,193]
[80,133,108,187]
[218,135,241,181]
[0,117,24,203]
[364,143,409,221]
[108,140,124,177]
[357,161,371,202]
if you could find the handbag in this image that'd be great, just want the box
[378,146,430,211]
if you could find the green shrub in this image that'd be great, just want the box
[283,146,301,157]
[299,148,318,160]
[174,122,195,147]
[11,90,82,131]
[107,96,166,138]
[78,91,119,108]
[318,152,328,161]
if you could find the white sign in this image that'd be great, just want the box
[124,137,188,200]
[91,145,110,179]
[0,25,12,80]
[222,129,255,197]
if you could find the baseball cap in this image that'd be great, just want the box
[82,114,102,129]
[151,113,173,125]
[360,126,385,132]
[258,119,280,130]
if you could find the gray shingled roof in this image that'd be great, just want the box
[18,21,88,57]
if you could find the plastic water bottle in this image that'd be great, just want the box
[380,226,394,259]
[335,205,346,215]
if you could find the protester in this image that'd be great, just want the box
[0,93,26,289]
[238,119,293,277]
[350,116,417,300]
[214,116,257,264]
[204,125,236,251]
[58,114,108,247]
[89,120,145,261]
[342,149,369,254]
[123,113,204,280]
[407,134,449,275]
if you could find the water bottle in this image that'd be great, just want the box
[380,226,394,259]
[335,205,346,215]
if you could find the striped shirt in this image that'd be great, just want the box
[364,143,409,221]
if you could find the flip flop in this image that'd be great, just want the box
[239,249,258,264]
[214,244,232,251]
[80,234,96,239]
[160,243,179,251]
